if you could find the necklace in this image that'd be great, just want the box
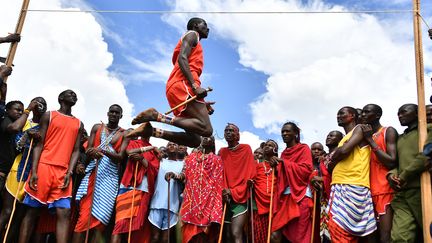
[262,161,273,193]
[228,144,240,151]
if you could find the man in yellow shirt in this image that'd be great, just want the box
[328,106,377,241]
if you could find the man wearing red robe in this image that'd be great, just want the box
[270,122,314,243]
[219,123,256,243]
[111,136,160,243]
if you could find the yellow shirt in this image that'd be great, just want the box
[332,125,371,188]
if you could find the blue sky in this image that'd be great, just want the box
[1,0,431,150]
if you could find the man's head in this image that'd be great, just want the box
[325,130,344,148]
[254,148,264,161]
[426,105,432,124]
[187,17,209,39]
[159,146,168,159]
[31,97,47,116]
[201,136,216,153]
[177,145,188,160]
[58,89,77,106]
[263,139,278,158]
[398,103,418,127]
[337,106,357,127]
[107,104,123,125]
[166,142,179,159]
[356,108,363,123]
[5,100,24,121]
[311,142,324,161]
[281,122,300,146]
[224,123,240,143]
[361,104,382,125]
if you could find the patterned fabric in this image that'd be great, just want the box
[180,152,223,226]
[76,127,120,225]
[319,193,330,241]
[15,121,39,182]
[253,212,268,243]
[328,184,377,236]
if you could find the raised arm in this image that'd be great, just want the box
[329,126,366,171]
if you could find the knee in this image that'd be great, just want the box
[271,231,282,243]
[56,208,71,219]
[231,227,243,240]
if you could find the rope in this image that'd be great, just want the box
[24,9,414,14]
[418,13,431,29]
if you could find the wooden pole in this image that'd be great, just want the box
[3,139,33,243]
[217,203,227,243]
[412,0,432,242]
[3,0,30,83]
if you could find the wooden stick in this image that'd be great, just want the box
[267,170,275,243]
[217,203,227,243]
[250,186,255,243]
[310,190,317,243]
[3,139,33,243]
[128,161,140,243]
[84,159,99,243]
[164,87,213,115]
[3,0,30,84]
[167,179,171,243]
[412,0,432,242]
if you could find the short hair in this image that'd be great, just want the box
[341,106,358,121]
[187,17,204,30]
[6,100,23,111]
[109,104,123,113]
[282,121,301,142]
[400,103,418,112]
[58,89,74,103]
[365,104,383,117]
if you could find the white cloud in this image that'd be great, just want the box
[0,0,134,131]
[165,0,432,145]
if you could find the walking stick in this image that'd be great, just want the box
[3,139,33,243]
[167,178,171,243]
[310,190,318,243]
[128,161,140,243]
[84,158,100,243]
[217,203,227,243]
[164,87,213,115]
[266,170,275,243]
[250,186,255,243]
[2,0,30,86]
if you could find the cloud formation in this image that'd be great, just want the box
[0,0,134,130]
[165,0,432,145]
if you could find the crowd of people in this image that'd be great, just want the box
[0,17,432,243]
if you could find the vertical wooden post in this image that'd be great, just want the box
[412,0,432,242]
[3,0,31,83]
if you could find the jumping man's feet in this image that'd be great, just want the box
[131,108,159,125]
[126,122,153,139]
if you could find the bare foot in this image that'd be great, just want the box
[131,108,159,125]
[126,122,153,139]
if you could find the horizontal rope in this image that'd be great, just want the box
[24,9,415,14]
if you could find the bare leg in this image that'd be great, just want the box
[150,224,161,243]
[231,213,247,243]
[55,208,71,243]
[0,191,15,234]
[161,229,169,242]
[378,206,393,243]
[110,233,122,243]
[18,207,40,243]
[72,232,84,243]
[130,101,213,146]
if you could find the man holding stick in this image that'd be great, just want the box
[72,104,128,243]
[19,89,83,243]
[128,17,213,147]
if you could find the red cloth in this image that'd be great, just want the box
[39,111,80,168]
[328,216,358,243]
[112,139,160,241]
[180,152,223,226]
[219,144,257,203]
[254,161,276,215]
[272,143,313,238]
[253,212,269,243]
[36,208,56,233]
[319,154,332,200]
[166,31,204,117]
[370,127,394,196]
[182,223,219,243]
[121,139,160,189]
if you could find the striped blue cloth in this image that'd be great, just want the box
[328,184,377,236]
[76,128,120,225]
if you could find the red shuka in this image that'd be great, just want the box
[219,144,256,203]
[254,161,277,215]
[272,143,313,233]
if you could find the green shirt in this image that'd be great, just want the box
[390,124,431,189]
